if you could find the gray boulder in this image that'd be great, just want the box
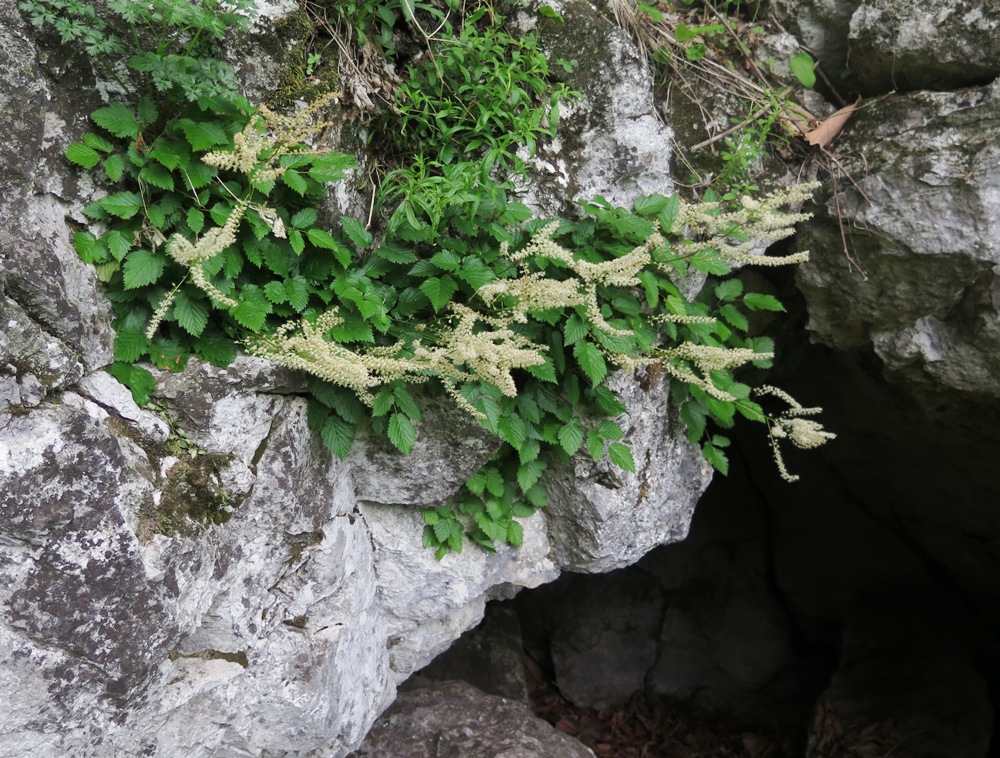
[0,0,712,754]
[848,0,1000,92]
[513,0,674,214]
[796,80,1000,403]
[348,679,595,758]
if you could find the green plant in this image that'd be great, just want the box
[612,0,815,198]
[38,0,832,558]
[385,5,573,170]
[323,0,461,60]
[22,0,257,103]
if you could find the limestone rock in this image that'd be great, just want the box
[514,0,674,214]
[349,393,500,506]
[0,0,711,753]
[795,80,1000,403]
[848,0,1000,92]
[0,5,113,394]
[418,605,530,702]
[769,0,862,82]
[545,370,713,573]
[518,570,664,708]
[771,0,1000,94]
[349,679,596,758]
[358,502,557,680]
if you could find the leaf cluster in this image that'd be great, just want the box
[56,0,816,559]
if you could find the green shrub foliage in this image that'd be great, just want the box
[24,0,832,557]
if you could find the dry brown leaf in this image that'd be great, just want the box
[779,101,818,137]
[804,100,860,148]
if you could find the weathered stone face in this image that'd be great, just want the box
[0,405,174,752]
[770,0,1000,94]
[796,81,1000,403]
[0,5,114,396]
[348,679,596,758]
[0,1,711,755]
[512,0,674,215]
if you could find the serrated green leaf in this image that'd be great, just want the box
[103,153,125,181]
[388,412,416,454]
[558,416,585,456]
[459,259,494,289]
[714,279,744,302]
[282,168,308,195]
[66,142,101,169]
[524,483,548,507]
[691,254,732,276]
[593,386,628,416]
[194,330,237,366]
[264,282,288,304]
[136,97,158,125]
[174,289,209,336]
[506,520,524,547]
[82,133,114,153]
[375,242,418,263]
[743,292,785,312]
[720,303,749,331]
[517,459,546,493]
[185,160,217,188]
[139,163,174,191]
[482,467,505,498]
[187,208,205,234]
[524,357,557,383]
[114,329,150,362]
[608,442,636,472]
[149,138,190,170]
[73,231,104,263]
[321,414,356,459]
[122,250,165,289]
[284,276,310,311]
[519,438,540,464]
[92,103,139,138]
[178,119,229,151]
[706,396,736,426]
[307,228,351,267]
[484,498,505,522]
[466,469,487,495]
[574,341,607,385]
[512,502,536,518]
[341,216,373,250]
[372,389,395,417]
[587,429,605,461]
[149,338,189,371]
[104,231,130,262]
[393,386,421,421]
[308,152,357,182]
[658,194,681,234]
[498,414,527,449]
[99,191,144,219]
[597,420,624,440]
[633,193,668,216]
[232,285,271,331]
[680,399,707,442]
[289,228,305,255]
[563,313,588,346]
[419,275,459,312]
[430,250,462,271]
[703,441,729,475]
[291,208,317,228]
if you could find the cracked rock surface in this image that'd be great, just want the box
[0,0,708,754]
